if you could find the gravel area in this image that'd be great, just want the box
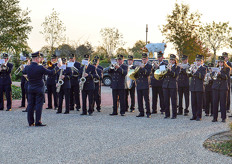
[0,107,232,164]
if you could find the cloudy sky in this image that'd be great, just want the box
[19,0,232,56]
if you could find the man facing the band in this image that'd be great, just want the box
[46,54,58,110]
[92,59,103,112]
[150,52,167,114]
[79,54,98,116]
[163,54,180,119]
[109,54,128,116]
[0,53,13,111]
[23,51,60,126]
[177,55,190,116]
[57,58,72,114]
[125,55,135,112]
[189,54,206,121]
[136,53,152,118]
[69,53,81,111]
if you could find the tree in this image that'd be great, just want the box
[40,9,66,55]
[92,46,108,60]
[199,21,232,62]
[57,44,75,58]
[0,0,32,53]
[100,27,125,57]
[116,47,128,57]
[160,3,202,59]
[76,42,94,60]
[129,40,146,58]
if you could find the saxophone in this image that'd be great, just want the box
[79,65,86,91]
[56,69,64,93]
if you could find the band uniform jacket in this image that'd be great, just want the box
[58,67,72,89]
[47,63,58,85]
[95,68,103,88]
[178,64,190,88]
[189,66,207,92]
[226,61,231,85]
[79,64,98,90]
[97,65,104,71]
[109,64,128,90]
[135,63,152,90]
[0,63,13,85]
[23,62,59,94]
[162,64,180,89]
[212,67,230,90]
[70,62,81,86]
[150,61,167,87]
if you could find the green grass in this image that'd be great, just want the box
[213,141,232,156]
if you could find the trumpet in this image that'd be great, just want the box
[212,67,222,80]
[1,55,12,70]
[110,63,118,71]
[186,64,197,75]
[178,63,190,69]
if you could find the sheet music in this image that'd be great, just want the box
[0,59,5,64]
[82,60,89,66]
[160,65,166,71]
[20,55,27,61]
[111,58,117,65]
[134,61,142,66]
[67,62,74,67]
[211,67,219,72]
[60,65,66,70]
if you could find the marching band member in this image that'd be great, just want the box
[46,54,58,110]
[163,54,180,119]
[189,54,206,121]
[125,55,135,112]
[109,54,128,116]
[0,53,13,111]
[202,56,208,112]
[23,51,60,126]
[222,52,231,113]
[135,53,152,118]
[177,55,190,116]
[69,53,81,111]
[94,56,104,71]
[79,54,98,116]
[150,52,167,114]
[205,63,214,116]
[56,58,72,114]
[22,57,30,112]
[212,56,230,122]
[92,59,103,112]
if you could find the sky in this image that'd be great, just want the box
[19,0,232,57]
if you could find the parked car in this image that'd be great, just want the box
[102,58,168,86]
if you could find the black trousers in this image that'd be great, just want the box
[58,88,70,113]
[82,89,94,114]
[47,84,58,108]
[27,92,44,125]
[0,85,12,110]
[152,86,165,112]
[112,89,126,115]
[205,91,213,115]
[191,91,203,118]
[21,82,26,106]
[202,91,206,110]
[70,85,81,110]
[178,86,189,113]
[227,87,230,111]
[137,89,150,115]
[213,89,227,120]
[125,86,135,111]
[94,85,101,111]
[163,88,177,117]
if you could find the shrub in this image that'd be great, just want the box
[229,122,232,131]
[11,85,22,100]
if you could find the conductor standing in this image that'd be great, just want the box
[23,51,60,126]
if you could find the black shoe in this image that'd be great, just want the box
[196,117,201,121]
[222,119,226,123]
[177,112,183,115]
[164,116,170,119]
[161,112,164,115]
[212,119,217,122]
[81,113,87,115]
[29,123,35,127]
[205,114,209,116]
[152,111,157,114]
[147,114,151,118]
[171,116,176,119]
[56,112,62,114]
[70,108,74,111]
[227,110,230,113]
[184,113,188,116]
[76,108,80,111]
[97,109,101,112]
[46,107,52,109]
[19,105,25,108]
[121,114,125,116]
[6,109,11,111]
[190,117,196,120]
[109,113,118,116]
[35,123,46,127]
[22,110,27,112]
[130,109,135,113]
[136,114,144,117]
[89,113,93,116]
[64,112,69,114]
[54,107,58,110]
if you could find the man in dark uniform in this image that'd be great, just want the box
[57,58,72,114]
[109,54,128,116]
[222,52,231,113]
[163,54,180,119]
[189,54,206,121]
[46,54,58,110]
[22,58,31,113]
[202,56,208,112]
[23,51,60,126]
[79,54,98,116]
[205,63,214,116]
[69,53,81,111]
[0,53,13,111]
[150,52,167,114]
[125,55,135,112]
[94,56,103,71]
[136,53,152,118]
[92,59,103,112]
[177,55,190,116]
